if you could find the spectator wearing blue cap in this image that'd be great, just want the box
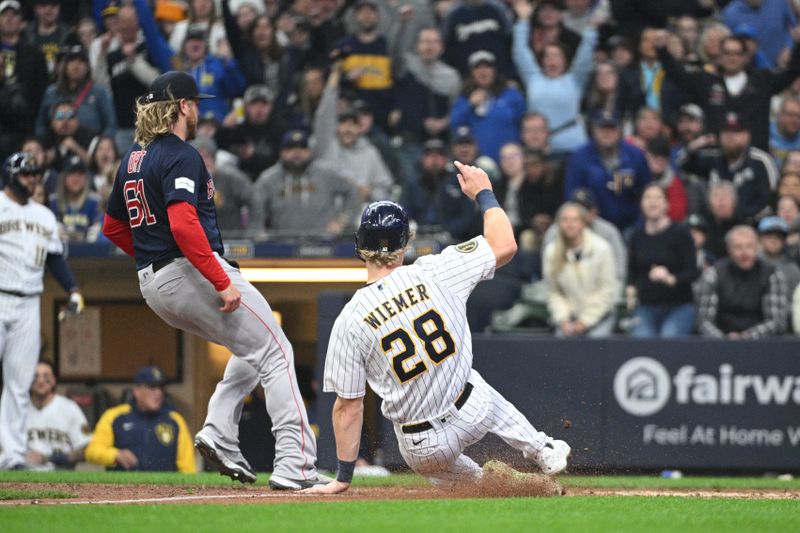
[723,0,796,69]
[564,109,652,232]
[758,216,800,294]
[732,23,771,69]
[86,366,196,473]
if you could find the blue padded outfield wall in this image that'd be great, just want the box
[315,292,800,472]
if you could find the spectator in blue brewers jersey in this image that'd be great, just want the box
[564,109,652,232]
[450,50,525,164]
[49,155,102,242]
[86,366,196,473]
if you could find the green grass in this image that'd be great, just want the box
[0,488,76,501]
[1,497,798,533]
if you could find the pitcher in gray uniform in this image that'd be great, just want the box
[102,71,323,489]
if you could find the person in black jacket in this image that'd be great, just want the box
[656,31,800,151]
[627,183,699,337]
[0,0,49,157]
[678,112,778,222]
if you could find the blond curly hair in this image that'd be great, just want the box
[134,97,181,148]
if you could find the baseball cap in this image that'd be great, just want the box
[141,71,214,103]
[607,35,633,52]
[281,129,309,149]
[423,138,447,154]
[134,366,166,386]
[758,216,789,236]
[593,109,620,128]
[62,155,88,174]
[468,50,496,69]
[646,136,671,158]
[244,84,274,104]
[189,136,218,153]
[538,0,565,10]
[101,1,120,17]
[733,23,758,40]
[35,0,60,4]
[678,103,704,121]
[721,111,748,132]
[351,99,371,115]
[570,188,597,210]
[185,24,208,42]
[61,45,89,63]
[687,213,708,233]
[354,0,378,10]
[452,126,475,145]
[337,107,359,123]
[0,0,21,13]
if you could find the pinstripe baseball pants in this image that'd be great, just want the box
[0,293,41,468]
[393,370,550,487]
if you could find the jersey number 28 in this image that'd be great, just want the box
[381,309,456,384]
[124,179,157,228]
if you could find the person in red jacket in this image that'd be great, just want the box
[645,136,687,221]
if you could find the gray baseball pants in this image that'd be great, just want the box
[138,254,317,481]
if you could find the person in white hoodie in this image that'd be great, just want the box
[313,64,394,202]
[543,201,618,337]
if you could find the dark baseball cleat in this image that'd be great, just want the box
[268,473,331,491]
[194,433,257,484]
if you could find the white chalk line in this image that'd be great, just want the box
[0,491,314,506]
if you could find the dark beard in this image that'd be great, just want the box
[282,158,310,174]
[359,21,378,34]
[722,144,744,161]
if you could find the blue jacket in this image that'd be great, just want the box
[450,86,525,163]
[564,141,652,231]
[723,0,796,69]
[35,83,117,138]
[403,170,480,242]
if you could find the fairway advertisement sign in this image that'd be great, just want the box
[606,342,800,470]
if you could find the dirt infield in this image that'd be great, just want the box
[1,482,798,506]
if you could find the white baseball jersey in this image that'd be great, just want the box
[25,394,91,470]
[324,237,496,423]
[0,192,62,294]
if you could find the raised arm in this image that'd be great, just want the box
[511,1,542,87]
[570,28,599,91]
[454,161,517,267]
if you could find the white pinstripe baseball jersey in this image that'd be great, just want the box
[324,237,496,423]
[0,192,62,294]
[25,395,91,471]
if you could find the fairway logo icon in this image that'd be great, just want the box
[614,357,671,416]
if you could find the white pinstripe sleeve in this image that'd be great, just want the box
[323,311,368,399]
[414,236,496,303]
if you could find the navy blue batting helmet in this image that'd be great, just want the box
[355,201,410,259]
[2,152,41,199]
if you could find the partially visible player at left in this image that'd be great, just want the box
[0,152,84,470]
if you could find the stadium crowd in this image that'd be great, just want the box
[2,0,800,337]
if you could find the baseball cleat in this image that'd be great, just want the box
[194,433,257,484]
[268,473,331,491]
[534,439,571,476]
